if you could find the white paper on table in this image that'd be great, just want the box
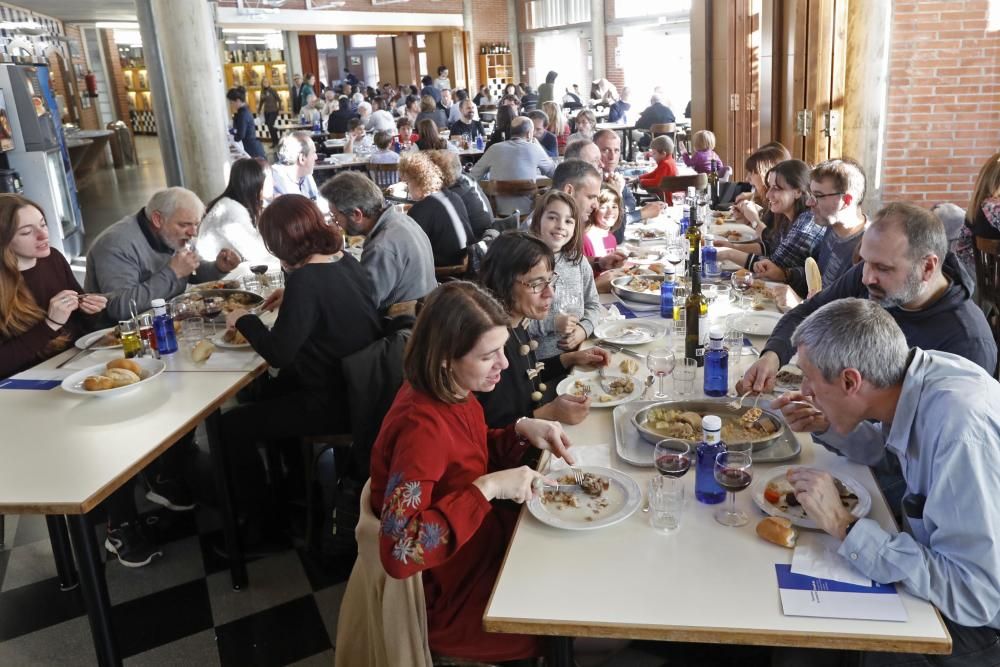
[791,532,871,587]
[546,444,612,472]
[9,368,73,381]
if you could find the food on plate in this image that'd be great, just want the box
[106,368,140,388]
[643,407,779,443]
[740,406,763,424]
[570,379,592,397]
[724,230,746,241]
[636,228,666,240]
[95,328,122,348]
[775,368,803,388]
[756,516,797,548]
[805,256,822,293]
[541,472,612,520]
[106,358,142,375]
[192,280,241,291]
[83,375,115,391]
[619,358,640,375]
[624,276,665,294]
[223,328,248,345]
[191,339,216,363]
[578,472,610,496]
[597,377,635,402]
[762,469,860,520]
[647,262,666,275]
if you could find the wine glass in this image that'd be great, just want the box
[653,439,692,484]
[555,293,582,343]
[731,270,755,311]
[714,450,753,527]
[646,347,676,399]
[664,241,685,274]
[202,296,224,335]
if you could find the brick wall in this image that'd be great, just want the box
[100,29,129,123]
[882,0,1000,208]
[470,1,510,87]
[62,24,99,130]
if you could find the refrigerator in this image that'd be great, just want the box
[0,63,84,258]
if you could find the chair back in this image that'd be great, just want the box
[330,132,347,140]
[973,237,1000,365]
[650,123,676,137]
[478,178,551,214]
[646,173,708,202]
[368,162,400,189]
[490,210,520,233]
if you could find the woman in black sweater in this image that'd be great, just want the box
[223,194,381,541]
[398,151,474,266]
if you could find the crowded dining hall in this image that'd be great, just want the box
[1,0,998,665]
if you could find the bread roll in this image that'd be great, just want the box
[756,516,797,548]
[191,339,215,363]
[105,368,140,388]
[805,257,822,294]
[106,358,142,375]
[619,358,640,375]
[84,375,115,391]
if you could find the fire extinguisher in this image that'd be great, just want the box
[85,71,97,96]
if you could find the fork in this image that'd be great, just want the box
[571,467,584,486]
[727,389,753,410]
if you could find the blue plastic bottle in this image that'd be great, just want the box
[702,234,720,280]
[695,415,726,504]
[703,326,729,397]
[679,205,690,234]
[475,134,485,150]
[659,265,676,319]
[150,298,178,355]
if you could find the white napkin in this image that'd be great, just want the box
[791,532,871,587]
[604,304,625,321]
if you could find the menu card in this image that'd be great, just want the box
[775,564,907,622]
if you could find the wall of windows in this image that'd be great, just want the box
[524,0,591,30]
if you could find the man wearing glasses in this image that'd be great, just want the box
[754,159,869,309]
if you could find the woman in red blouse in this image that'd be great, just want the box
[368,281,574,663]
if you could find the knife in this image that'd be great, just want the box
[595,341,645,360]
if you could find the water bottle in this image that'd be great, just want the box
[702,234,720,280]
[659,265,676,319]
[475,134,484,150]
[703,326,729,397]
[695,415,726,504]
[679,205,690,234]
[300,110,308,125]
[393,137,401,153]
[151,298,178,355]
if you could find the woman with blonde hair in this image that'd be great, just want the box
[956,151,1000,278]
[426,149,494,239]
[542,101,570,154]
[0,194,107,377]
[398,151,474,266]
[415,94,447,130]
[682,129,727,176]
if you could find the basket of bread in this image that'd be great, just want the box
[61,357,167,398]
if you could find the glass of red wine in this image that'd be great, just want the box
[714,450,753,527]
[653,439,692,483]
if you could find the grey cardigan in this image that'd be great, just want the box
[527,252,601,358]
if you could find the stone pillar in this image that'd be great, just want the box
[842,0,892,212]
[506,0,521,81]
[463,0,475,87]
[136,0,228,203]
[590,0,606,80]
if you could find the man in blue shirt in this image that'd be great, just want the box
[419,75,441,105]
[270,131,325,211]
[772,298,1000,667]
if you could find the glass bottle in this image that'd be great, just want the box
[703,326,728,397]
[685,253,708,367]
[695,415,726,504]
[119,319,143,359]
[686,202,702,268]
[151,298,178,355]
[659,264,676,319]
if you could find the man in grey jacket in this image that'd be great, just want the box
[772,298,1000,666]
[85,187,240,326]
[470,116,555,215]
[320,172,436,314]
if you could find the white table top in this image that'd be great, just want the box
[0,344,266,515]
[484,291,951,654]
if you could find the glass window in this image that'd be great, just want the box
[315,34,339,50]
[350,34,378,48]
[416,34,426,48]
[619,24,691,120]
[418,52,428,80]
[614,0,691,19]
[523,0,591,30]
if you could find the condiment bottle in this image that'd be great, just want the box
[151,299,178,355]
[695,415,726,504]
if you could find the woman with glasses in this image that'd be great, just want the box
[476,231,609,428]
[715,159,824,272]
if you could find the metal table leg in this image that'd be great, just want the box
[45,515,79,591]
[205,409,247,590]
[548,636,574,667]
[66,514,120,667]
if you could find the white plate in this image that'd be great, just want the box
[708,222,757,243]
[212,332,252,349]
[75,327,121,350]
[556,374,642,408]
[61,358,167,398]
[750,465,872,529]
[527,466,641,530]
[625,226,670,243]
[726,311,782,336]
[594,319,666,345]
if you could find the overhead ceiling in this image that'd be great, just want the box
[15,0,138,24]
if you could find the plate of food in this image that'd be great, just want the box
[75,327,122,350]
[751,465,872,529]
[631,400,785,448]
[775,364,803,392]
[169,289,263,319]
[527,466,642,530]
[726,311,782,336]
[61,358,167,398]
[189,280,242,291]
[556,374,641,407]
[213,328,252,349]
[709,222,757,243]
[594,319,667,345]
[626,226,669,243]
[610,274,667,305]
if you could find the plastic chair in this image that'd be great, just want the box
[368,162,400,189]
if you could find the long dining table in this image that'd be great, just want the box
[0,314,272,666]
[483,215,952,664]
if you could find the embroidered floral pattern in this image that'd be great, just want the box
[381,473,450,565]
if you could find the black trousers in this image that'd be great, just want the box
[103,430,195,527]
[263,111,279,146]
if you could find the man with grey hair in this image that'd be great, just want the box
[85,186,240,324]
[742,201,996,394]
[319,172,435,314]
[771,298,1000,666]
[272,131,320,203]
[470,115,554,215]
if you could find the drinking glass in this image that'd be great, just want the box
[653,439,692,482]
[731,271,755,311]
[555,293,582,342]
[702,284,718,306]
[664,241,685,274]
[202,297,225,334]
[648,476,685,532]
[673,358,697,396]
[714,284,732,307]
[243,275,262,294]
[646,348,676,399]
[725,330,744,397]
[671,192,685,208]
[714,450,753,527]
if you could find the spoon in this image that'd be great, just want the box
[641,375,655,400]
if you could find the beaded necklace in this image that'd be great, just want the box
[510,320,547,404]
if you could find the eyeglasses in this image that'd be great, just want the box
[807,191,845,202]
[518,273,560,294]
